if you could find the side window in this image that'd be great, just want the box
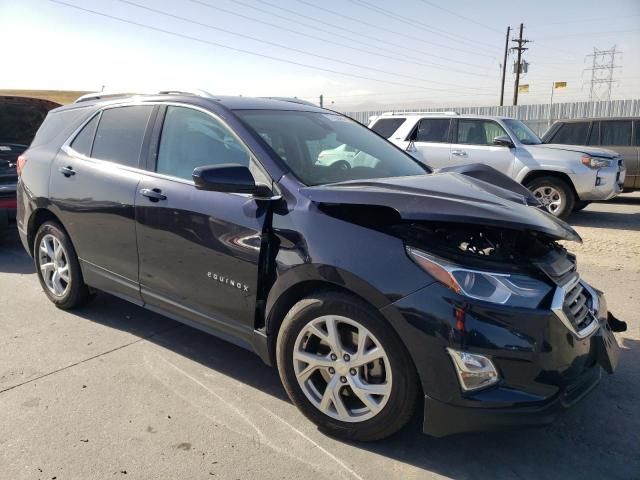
[551,122,589,145]
[370,118,405,138]
[92,106,154,167]
[414,119,450,143]
[70,114,99,156]
[635,121,640,146]
[456,120,507,146]
[600,120,632,146]
[157,106,251,181]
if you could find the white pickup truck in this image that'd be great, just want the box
[369,112,626,218]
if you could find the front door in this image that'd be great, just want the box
[448,119,516,176]
[49,105,156,303]
[135,105,271,337]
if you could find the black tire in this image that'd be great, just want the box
[573,200,591,212]
[276,292,418,441]
[33,221,92,309]
[525,176,575,219]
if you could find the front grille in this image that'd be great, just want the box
[563,281,595,331]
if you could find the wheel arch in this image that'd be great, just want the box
[521,170,579,198]
[26,208,70,256]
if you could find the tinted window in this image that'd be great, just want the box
[414,119,450,143]
[237,110,427,186]
[92,106,154,167]
[456,120,507,145]
[551,122,589,144]
[587,122,600,145]
[635,121,640,146]
[600,120,632,146]
[370,118,406,138]
[157,106,251,180]
[70,114,99,156]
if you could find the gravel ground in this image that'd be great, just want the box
[1,193,639,480]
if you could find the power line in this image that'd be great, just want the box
[348,0,498,52]
[417,0,504,34]
[511,23,531,105]
[544,29,640,40]
[46,0,493,95]
[585,46,622,101]
[294,0,495,58]
[238,0,493,72]
[115,0,495,92]
[186,0,492,77]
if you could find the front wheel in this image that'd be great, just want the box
[526,176,575,219]
[276,292,418,441]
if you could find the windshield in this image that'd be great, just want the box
[235,110,428,185]
[503,119,542,145]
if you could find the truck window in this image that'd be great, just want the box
[600,120,632,146]
[551,122,589,144]
[370,118,406,138]
[456,120,507,146]
[414,119,450,143]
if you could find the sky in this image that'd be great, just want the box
[1,0,639,111]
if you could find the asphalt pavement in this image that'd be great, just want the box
[1,195,639,480]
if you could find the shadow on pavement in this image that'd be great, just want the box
[2,226,639,478]
[569,210,640,231]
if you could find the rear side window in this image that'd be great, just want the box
[70,114,99,156]
[414,118,450,143]
[600,120,632,146]
[370,118,405,138]
[456,119,507,146]
[92,106,154,167]
[550,122,589,144]
[31,108,88,148]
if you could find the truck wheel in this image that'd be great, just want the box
[276,292,418,441]
[526,177,575,219]
[573,200,591,212]
[34,221,92,310]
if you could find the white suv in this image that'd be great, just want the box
[370,113,625,218]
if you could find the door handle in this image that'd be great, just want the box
[140,188,167,202]
[59,166,76,177]
[451,150,468,157]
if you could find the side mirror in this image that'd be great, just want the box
[192,164,271,196]
[493,135,514,148]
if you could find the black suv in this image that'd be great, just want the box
[17,93,621,440]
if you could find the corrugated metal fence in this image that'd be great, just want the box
[341,99,640,135]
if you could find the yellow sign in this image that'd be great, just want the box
[554,81,567,89]
[518,84,529,93]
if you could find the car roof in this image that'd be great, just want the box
[375,113,514,121]
[552,117,639,122]
[51,93,326,114]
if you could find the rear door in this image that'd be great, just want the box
[595,119,636,189]
[50,104,156,303]
[448,119,516,175]
[135,105,271,338]
[409,118,452,168]
[635,121,640,188]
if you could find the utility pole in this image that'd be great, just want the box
[511,23,530,105]
[319,94,324,107]
[585,46,621,101]
[499,26,511,107]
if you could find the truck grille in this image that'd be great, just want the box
[562,281,595,332]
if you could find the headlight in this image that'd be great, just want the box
[406,247,552,307]
[581,155,611,169]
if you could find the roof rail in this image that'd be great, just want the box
[381,111,459,116]
[261,96,318,107]
[74,88,217,103]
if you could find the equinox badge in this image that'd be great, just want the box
[207,272,249,292]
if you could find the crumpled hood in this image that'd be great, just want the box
[534,143,620,158]
[300,172,581,242]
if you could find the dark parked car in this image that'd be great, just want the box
[0,96,61,229]
[543,117,639,192]
[16,93,622,440]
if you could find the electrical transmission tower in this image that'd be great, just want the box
[585,46,621,101]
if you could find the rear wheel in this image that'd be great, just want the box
[526,176,575,219]
[276,292,418,441]
[34,221,92,309]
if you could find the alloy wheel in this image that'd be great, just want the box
[293,315,392,423]
[532,185,563,215]
[38,234,71,297]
